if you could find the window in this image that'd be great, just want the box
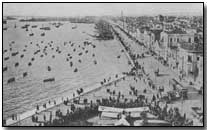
[170,38,173,43]
[188,55,192,63]
[174,38,176,42]
[188,38,191,43]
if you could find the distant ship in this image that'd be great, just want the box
[54,22,63,28]
[40,27,50,30]
[32,25,38,28]
[72,25,77,29]
[21,24,30,29]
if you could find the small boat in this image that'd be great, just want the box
[43,78,55,82]
[11,52,19,56]
[21,26,27,29]
[3,27,8,31]
[32,25,37,28]
[72,25,77,29]
[3,67,8,72]
[23,72,28,77]
[8,77,15,83]
[70,62,73,67]
[94,60,97,65]
[4,57,9,61]
[40,27,50,30]
[28,62,32,66]
[74,68,78,72]
[29,28,34,36]
[3,20,7,24]
[20,54,24,58]
[14,24,17,28]
[15,62,19,67]
[47,66,51,71]
[3,49,7,53]
[29,33,34,36]
[78,52,82,56]
[41,32,45,36]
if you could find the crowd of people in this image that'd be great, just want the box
[31,87,193,126]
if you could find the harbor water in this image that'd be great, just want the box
[3,20,131,119]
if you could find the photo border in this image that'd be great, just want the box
[2,2,205,128]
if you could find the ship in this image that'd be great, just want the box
[40,27,51,30]
[31,25,38,28]
[72,25,77,29]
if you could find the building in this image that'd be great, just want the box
[177,46,203,84]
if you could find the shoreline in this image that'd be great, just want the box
[5,73,127,126]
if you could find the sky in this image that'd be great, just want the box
[3,3,203,17]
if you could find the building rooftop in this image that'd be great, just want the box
[179,42,203,53]
[165,28,186,34]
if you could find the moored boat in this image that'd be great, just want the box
[43,78,55,82]
[7,77,15,84]
[41,32,45,36]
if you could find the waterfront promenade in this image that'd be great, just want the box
[110,22,203,124]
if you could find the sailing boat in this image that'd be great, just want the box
[40,24,50,30]
[72,18,77,29]
[72,25,77,29]
[29,29,34,36]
